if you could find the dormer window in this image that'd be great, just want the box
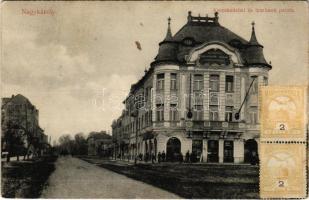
[199,49,230,65]
[183,37,195,46]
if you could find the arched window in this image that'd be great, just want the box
[199,49,230,65]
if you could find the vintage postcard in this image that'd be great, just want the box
[1,1,308,199]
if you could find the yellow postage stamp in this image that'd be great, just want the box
[260,143,307,198]
[260,86,307,141]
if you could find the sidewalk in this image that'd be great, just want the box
[81,156,259,199]
[102,157,257,167]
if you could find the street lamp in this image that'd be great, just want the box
[235,75,258,120]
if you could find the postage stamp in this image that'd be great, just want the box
[260,142,307,198]
[260,86,307,141]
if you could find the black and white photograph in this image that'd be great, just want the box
[1,1,308,199]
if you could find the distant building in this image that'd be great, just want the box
[112,12,271,163]
[87,131,112,156]
[1,94,49,156]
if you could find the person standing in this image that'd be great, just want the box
[185,151,190,163]
[151,152,156,164]
[158,151,161,163]
[162,151,166,162]
[179,152,183,164]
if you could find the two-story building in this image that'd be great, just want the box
[112,11,271,163]
[87,131,112,157]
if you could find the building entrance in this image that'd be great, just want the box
[224,140,234,162]
[244,139,258,164]
[166,137,181,162]
[192,139,203,162]
[207,140,219,162]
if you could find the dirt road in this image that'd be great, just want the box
[40,156,180,198]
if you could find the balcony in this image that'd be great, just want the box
[184,120,245,131]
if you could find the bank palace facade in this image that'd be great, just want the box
[112,12,271,163]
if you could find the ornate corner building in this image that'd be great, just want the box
[112,11,271,164]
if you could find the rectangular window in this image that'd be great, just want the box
[209,92,219,105]
[210,75,220,92]
[145,113,148,126]
[145,87,151,103]
[250,111,258,124]
[263,77,268,86]
[149,110,152,123]
[250,76,258,94]
[170,104,178,121]
[150,88,153,104]
[193,105,203,121]
[170,73,177,90]
[156,74,165,90]
[210,106,219,121]
[193,92,203,121]
[225,106,233,122]
[193,74,203,91]
[225,76,234,92]
[194,92,203,106]
[135,94,145,110]
[156,104,164,122]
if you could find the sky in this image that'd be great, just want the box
[1,1,308,143]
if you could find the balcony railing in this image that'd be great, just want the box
[187,121,245,130]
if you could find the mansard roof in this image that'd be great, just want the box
[153,11,271,68]
[87,131,112,141]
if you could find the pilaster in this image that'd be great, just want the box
[240,76,246,120]
[164,72,171,126]
[180,73,186,119]
[219,139,224,163]
[234,73,241,110]
[152,74,157,122]
[233,139,244,163]
[202,139,208,162]
[219,72,226,121]
[203,73,210,120]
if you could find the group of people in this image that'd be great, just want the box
[124,150,201,164]
[136,150,200,164]
[136,151,169,163]
[137,152,157,163]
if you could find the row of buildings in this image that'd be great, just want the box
[111,11,271,164]
[1,94,50,159]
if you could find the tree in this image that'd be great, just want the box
[58,134,73,155]
[74,133,87,155]
[3,122,27,162]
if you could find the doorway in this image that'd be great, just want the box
[244,139,258,164]
[207,140,219,162]
[166,137,181,162]
[224,140,234,162]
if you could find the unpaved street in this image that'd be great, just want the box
[40,156,180,198]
